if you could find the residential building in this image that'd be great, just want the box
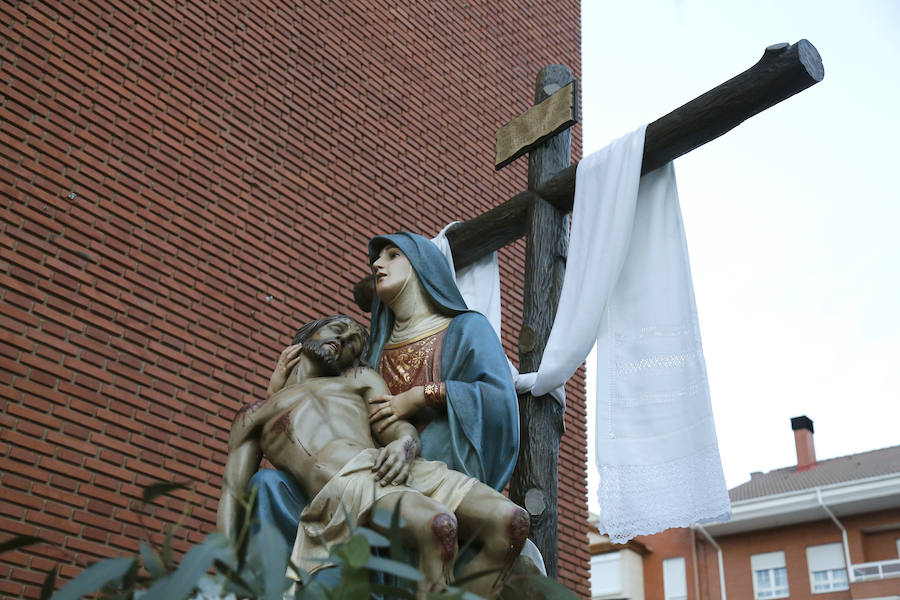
[591,416,900,600]
[588,516,648,600]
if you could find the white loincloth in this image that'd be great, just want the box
[289,448,477,575]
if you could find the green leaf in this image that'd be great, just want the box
[334,562,370,599]
[51,556,135,600]
[363,555,423,581]
[295,580,329,600]
[121,558,140,592]
[141,481,189,505]
[379,499,406,563]
[286,559,312,586]
[140,532,234,600]
[0,534,45,554]
[371,582,417,600]
[523,574,579,600]
[333,580,370,600]
[161,523,176,570]
[355,527,390,548]
[140,541,167,580]
[338,534,370,569]
[38,567,57,600]
[370,506,406,531]
[213,558,255,597]
[254,521,291,600]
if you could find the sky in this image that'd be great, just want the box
[580,0,900,514]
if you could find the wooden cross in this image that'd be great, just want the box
[353,40,824,578]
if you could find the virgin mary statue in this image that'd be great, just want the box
[366,232,519,493]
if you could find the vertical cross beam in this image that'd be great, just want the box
[509,64,573,578]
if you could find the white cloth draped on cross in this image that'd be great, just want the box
[430,125,731,541]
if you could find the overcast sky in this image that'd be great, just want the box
[580,0,900,514]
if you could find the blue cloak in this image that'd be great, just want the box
[368,232,519,492]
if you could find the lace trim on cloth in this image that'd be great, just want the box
[586,127,730,541]
[596,444,732,543]
[616,349,704,376]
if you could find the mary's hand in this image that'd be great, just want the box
[373,435,418,486]
[367,387,426,434]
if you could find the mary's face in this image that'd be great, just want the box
[373,244,413,303]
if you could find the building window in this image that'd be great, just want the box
[590,552,622,597]
[806,543,848,593]
[663,556,688,600]
[751,551,789,599]
[811,568,847,592]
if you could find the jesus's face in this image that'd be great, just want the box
[303,318,366,375]
[372,244,414,304]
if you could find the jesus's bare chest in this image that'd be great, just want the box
[259,379,374,456]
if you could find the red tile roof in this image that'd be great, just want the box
[729,444,900,501]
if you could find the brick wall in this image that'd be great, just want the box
[637,526,697,600]
[0,0,588,597]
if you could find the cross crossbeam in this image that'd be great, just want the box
[352,40,823,311]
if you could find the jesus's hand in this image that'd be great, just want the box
[373,435,418,486]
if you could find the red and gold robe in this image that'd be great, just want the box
[377,323,448,431]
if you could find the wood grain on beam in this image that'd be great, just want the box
[508,64,573,578]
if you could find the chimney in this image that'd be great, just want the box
[791,415,816,470]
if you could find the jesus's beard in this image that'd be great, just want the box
[302,340,343,376]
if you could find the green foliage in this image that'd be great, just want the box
[141,532,235,600]
[51,557,135,600]
[39,566,58,600]
[0,482,577,600]
[142,482,191,505]
[139,542,166,580]
[0,534,45,554]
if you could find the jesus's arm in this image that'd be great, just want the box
[357,368,420,486]
[217,400,268,540]
[217,437,262,540]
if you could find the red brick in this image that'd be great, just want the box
[26,509,82,535]
[0,580,23,597]
[1,473,34,492]
[62,534,117,559]
[10,566,46,586]
[38,457,91,483]
[72,510,122,534]
[5,402,62,430]
[30,483,88,509]
[48,474,79,493]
